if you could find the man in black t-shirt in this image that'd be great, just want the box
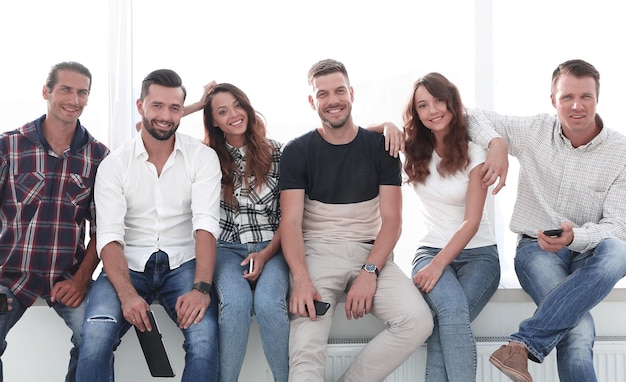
[279,59,433,382]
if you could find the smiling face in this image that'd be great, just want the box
[42,69,90,127]
[209,90,248,147]
[308,72,354,129]
[136,84,185,142]
[414,84,452,137]
[551,73,599,145]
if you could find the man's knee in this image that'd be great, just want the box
[184,316,218,351]
[595,238,626,273]
[388,305,434,342]
[82,314,121,343]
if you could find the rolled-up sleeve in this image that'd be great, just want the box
[191,145,222,240]
[94,154,128,256]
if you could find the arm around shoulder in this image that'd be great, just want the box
[466,108,502,148]
[365,122,404,157]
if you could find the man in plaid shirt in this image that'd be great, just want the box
[0,61,109,382]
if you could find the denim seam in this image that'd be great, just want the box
[468,269,500,316]
[509,336,543,363]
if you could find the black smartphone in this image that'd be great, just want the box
[543,229,563,237]
[306,300,331,316]
[0,293,7,314]
[248,258,254,273]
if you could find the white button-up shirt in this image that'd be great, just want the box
[95,132,221,271]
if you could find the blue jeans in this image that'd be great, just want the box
[513,237,626,382]
[214,240,289,382]
[76,251,219,382]
[0,285,87,382]
[412,245,500,382]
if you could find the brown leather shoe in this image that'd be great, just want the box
[489,344,533,382]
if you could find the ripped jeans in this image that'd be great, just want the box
[76,251,219,382]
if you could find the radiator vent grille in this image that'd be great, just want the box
[325,337,626,381]
[328,337,371,345]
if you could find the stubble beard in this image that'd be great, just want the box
[142,116,178,141]
[318,105,351,129]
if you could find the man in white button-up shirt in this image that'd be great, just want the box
[76,69,222,382]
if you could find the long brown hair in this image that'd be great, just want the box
[403,72,470,185]
[203,83,274,207]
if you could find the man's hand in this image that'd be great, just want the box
[120,293,152,332]
[344,271,377,320]
[50,278,88,308]
[537,222,574,252]
[481,138,508,194]
[175,290,210,329]
[289,279,322,320]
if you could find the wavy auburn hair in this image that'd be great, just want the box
[203,83,274,207]
[403,72,470,185]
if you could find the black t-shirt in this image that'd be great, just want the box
[280,127,401,204]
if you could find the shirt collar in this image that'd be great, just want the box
[133,131,184,160]
[226,142,246,160]
[556,116,607,151]
[34,114,87,154]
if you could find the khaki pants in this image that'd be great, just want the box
[288,241,433,382]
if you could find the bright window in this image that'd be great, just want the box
[2,0,624,288]
[130,0,477,282]
[491,0,626,287]
[1,1,110,143]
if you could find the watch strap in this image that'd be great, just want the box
[362,263,379,277]
[192,281,212,294]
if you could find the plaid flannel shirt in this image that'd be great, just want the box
[0,115,109,306]
[218,139,281,243]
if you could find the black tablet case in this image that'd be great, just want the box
[134,310,176,377]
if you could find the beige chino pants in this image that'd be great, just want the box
[288,241,433,382]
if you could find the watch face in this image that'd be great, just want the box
[365,263,376,272]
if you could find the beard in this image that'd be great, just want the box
[318,103,351,129]
[142,116,178,141]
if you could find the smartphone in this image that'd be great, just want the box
[305,300,331,316]
[0,293,7,314]
[543,228,563,237]
[248,258,254,273]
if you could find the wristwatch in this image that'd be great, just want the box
[362,263,379,277]
[192,281,212,294]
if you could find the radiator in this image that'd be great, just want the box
[325,336,626,382]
